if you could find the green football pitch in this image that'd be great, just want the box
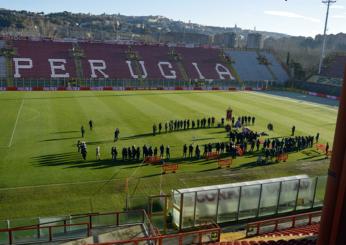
[0,90,338,221]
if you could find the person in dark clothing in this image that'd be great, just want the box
[154,147,158,156]
[127,147,132,160]
[247,116,251,125]
[183,144,187,158]
[136,147,140,161]
[114,128,120,142]
[148,146,153,156]
[197,119,200,128]
[189,144,194,158]
[207,118,211,127]
[316,133,320,143]
[203,144,207,157]
[221,118,225,126]
[231,117,235,126]
[291,126,296,136]
[325,142,329,156]
[153,124,157,136]
[111,146,117,160]
[122,147,127,161]
[187,120,190,129]
[160,144,164,158]
[158,123,162,134]
[195,145,200,159]
[166,146,170,159]
[252,117,255,125]
[208,143,212,153]
[211,117,215,127]
[192,120,195,129]
[80,142,87,160]
[165,122,168,133]
[89,120,93,130]
[81,126,85,138]
[256,139,260,151]
[143,145,148,159]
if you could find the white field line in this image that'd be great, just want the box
[247,91,338,112]
[8,99,25,148]
[0,178,122,191]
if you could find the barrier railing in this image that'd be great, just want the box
[0,210,155,245]
[0,223,90,245]
[91,221,221,245]
[246,210,322,237]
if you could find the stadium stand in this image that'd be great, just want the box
[133,44,183,80]
[261,51,290,83]
[176,47,234,80]
[79,42,130,79]
[1,38,290,88]
[225,50,274,82]
[12,40,76,79]
[0,40,6,80]
[320,54,346,78]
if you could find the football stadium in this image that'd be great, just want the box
[0,1,346,245]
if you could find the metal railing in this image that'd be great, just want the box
[246,210,322,237]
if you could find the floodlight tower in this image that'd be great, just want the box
[318,0,336,74]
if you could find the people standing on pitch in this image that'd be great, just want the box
[96,146,101,160]
[158,123,162,134]
[183,144,187,158]
[81,142,87,160]
[195,145,200,159]
[316,133,320,143]
[89,120,93,131]
[153,124,157,136]
[81,126,85,138]
[291,126,296,136]
[111,146,117,161]
[164,122,168,133]
[325,142,329,156]
[114,128,120,142]
[166,146,170,160]
[189,144,194,158]
[160,144,164,158]
[252,116,255,125]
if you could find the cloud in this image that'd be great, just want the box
[264,10,321,23]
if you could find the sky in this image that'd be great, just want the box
[1,0,346,37]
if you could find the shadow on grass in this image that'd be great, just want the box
[33,151,223,170]
[32,152,144,170]
[52,130,79,134]
[40,136,81,142]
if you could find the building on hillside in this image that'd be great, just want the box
[246,33,263,49]
[213,32,237,48]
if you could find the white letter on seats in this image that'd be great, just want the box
[192,62,205,79]
[158,62,176,79]
[48,59,70,78]
[13,58,33,78]
[126,61,148,79]
[89,60,109,78]
[215,63,235,80]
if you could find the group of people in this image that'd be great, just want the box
[80,120,94,138]
[77,140,88,160]
[110,144,172,161]
[232,116,256,128]
[152,116,222,135]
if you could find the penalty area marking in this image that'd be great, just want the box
[8,99,25,148]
